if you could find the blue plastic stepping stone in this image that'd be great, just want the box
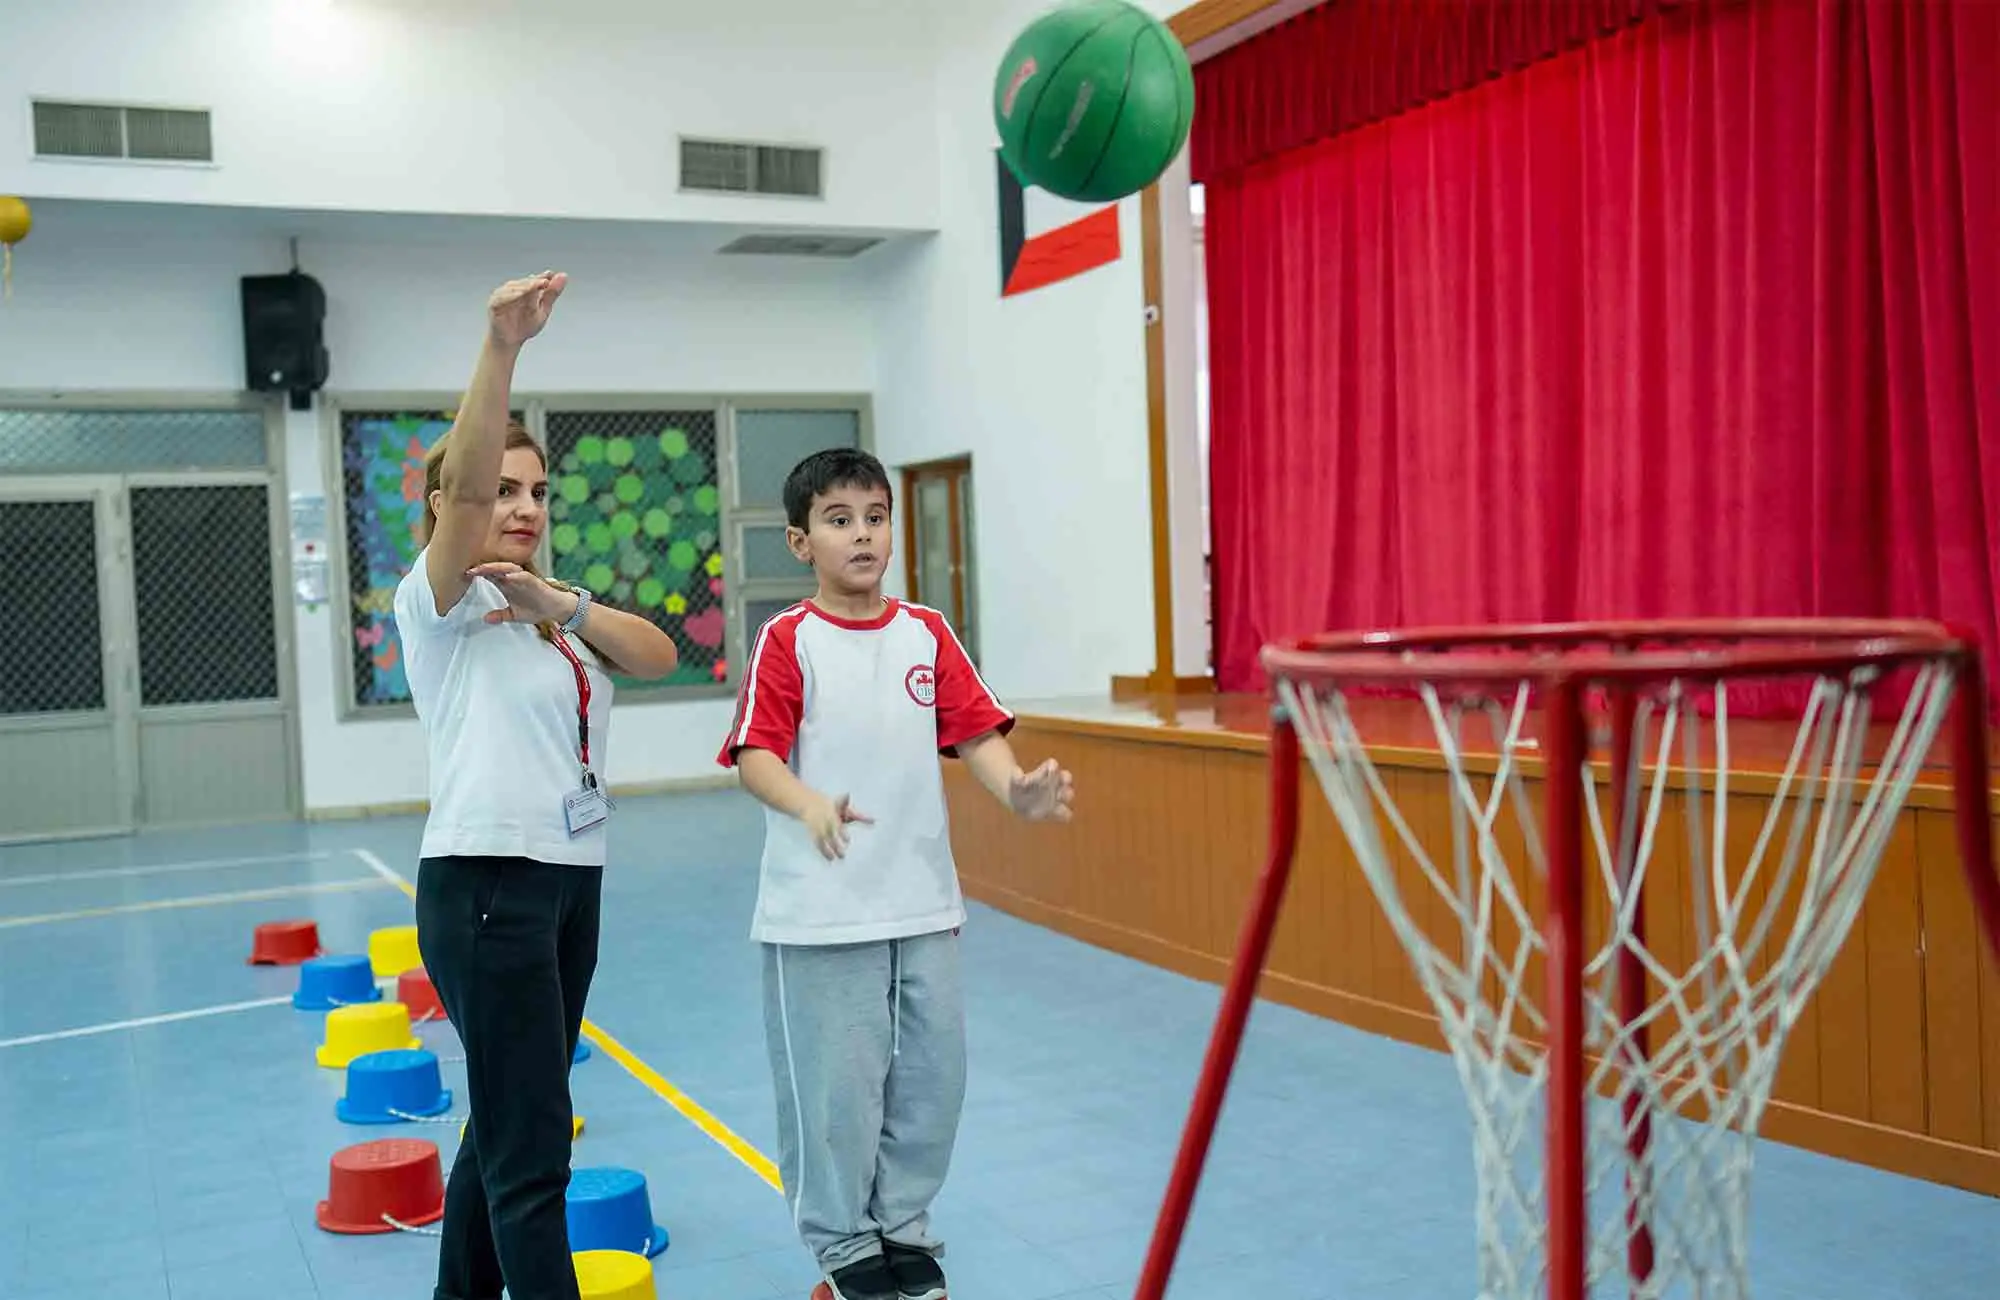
[574,1039,592,1066]
[566,1166,669,1257]
[294,954,384,1012]
[336,1048,453,1125]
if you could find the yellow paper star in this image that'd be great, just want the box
[664,593,688,615]
[705,553,725,578]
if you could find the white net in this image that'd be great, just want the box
[1275,662,1958,1300]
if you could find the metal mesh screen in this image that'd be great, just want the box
[0,408,267,473]
[130,485,279,706]
[0,500,105,715]
[545,408,727,688]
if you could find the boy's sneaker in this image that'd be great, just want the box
[825,1253,901,1300]
[883,1242,949,1300]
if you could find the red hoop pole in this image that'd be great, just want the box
[1606,687,1656,1292]
[1132,709,1302,1300]
[1950,654,2000,970]
[1543,678,1589,1300]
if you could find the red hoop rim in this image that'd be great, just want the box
[1260,617,1979,687]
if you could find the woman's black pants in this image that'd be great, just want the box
[415,855,602,1300]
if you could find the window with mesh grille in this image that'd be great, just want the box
[0,500,104,715]
[545,409,727,690]
[0,407,267,474]
[130,485,278,706]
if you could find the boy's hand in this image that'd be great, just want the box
[1009,758,1074,823]
[804,792,873,860]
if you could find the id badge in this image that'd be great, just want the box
[563,773,612,837]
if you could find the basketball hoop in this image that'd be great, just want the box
[1134,620,2000,1300]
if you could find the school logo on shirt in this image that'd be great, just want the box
[905,664,937,707]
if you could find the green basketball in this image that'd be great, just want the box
[993,0,1194,203]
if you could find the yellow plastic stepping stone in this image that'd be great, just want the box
[317,1002,422,1069]
[368,925,423,978]
[575,1248,655,1299]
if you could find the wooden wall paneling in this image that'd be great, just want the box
[1984,812,2000,1153]
[1166,741,1211,955]
[1266,746,1323,991]
[1401,768,1463,1021]
[1372,768,1431,1015]
[1721,790,1781,1097]
[1763,788,1823,1113]
[1642,787,1697,1097]
[1915,807,1986,1148]
[1112,738,1167,942]
[1814,839,1876,1124]
[1195,748,1240,959]
[1863,819,1929,1134]
[942,713,2000,1192]
[1295,747,1347,993]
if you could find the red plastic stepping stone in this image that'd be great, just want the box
[247,919,321,966]
[397,967,448,1025]
[315,1138,446,1235]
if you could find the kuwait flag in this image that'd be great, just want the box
[996,151,1122,298]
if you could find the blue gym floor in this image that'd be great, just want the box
[0,790,1993,1300]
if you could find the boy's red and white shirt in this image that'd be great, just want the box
[719,598,1013,945]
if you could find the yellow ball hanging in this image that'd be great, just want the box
[0,196,31,300]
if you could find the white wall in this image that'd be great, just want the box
[1,0,940,233]
[870,0,1183,701]
[0,199,891,813]
[0,0,1201,814]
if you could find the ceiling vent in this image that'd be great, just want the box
[33,100,214,163]
[717,233,882,259]
[680,138,823,199]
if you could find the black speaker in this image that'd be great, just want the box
[241,271,329,408]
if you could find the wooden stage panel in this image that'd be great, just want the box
[946,696,2000,1197]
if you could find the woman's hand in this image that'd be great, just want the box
[487,271,567,351]
[464,562,579,627]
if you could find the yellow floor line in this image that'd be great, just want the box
[0,877,388,929]
[579,1018,783,1189]
[349,848,783,1193]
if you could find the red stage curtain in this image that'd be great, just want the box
[1206,0,2000,705]
[1190,0,1719,184]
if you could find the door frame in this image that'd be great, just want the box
[124,467,304,824]
[0,473,140,840]
[900,455,972,625]
[0,392,300,836]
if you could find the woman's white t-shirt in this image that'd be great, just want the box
[393,547,615,867]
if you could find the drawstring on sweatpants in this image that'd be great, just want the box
[890,939,903,1058]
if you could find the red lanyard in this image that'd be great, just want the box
[549,632,593,770]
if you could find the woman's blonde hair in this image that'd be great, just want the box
[421,419,565,643]
[421,418,545,545]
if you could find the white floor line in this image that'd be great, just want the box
[0,877,391,929]
[0,995,296,1049]
[352,847,416,897]
[0,851,332,890]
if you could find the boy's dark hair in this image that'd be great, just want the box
[783,447,893,529]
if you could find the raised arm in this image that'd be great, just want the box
[424,271,567,616]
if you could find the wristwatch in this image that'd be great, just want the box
[560,586,593,634]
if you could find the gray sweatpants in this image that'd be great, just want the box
[762,930,967,1274]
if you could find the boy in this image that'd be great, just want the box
[717,448,1074,1300]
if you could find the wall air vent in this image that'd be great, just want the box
[717,233,881,259]
[680,138,823,198]
[33,100,214,163]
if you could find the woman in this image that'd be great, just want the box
[394,271,680,1300]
